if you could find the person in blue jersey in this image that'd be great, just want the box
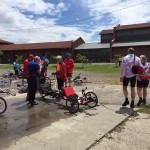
[27,56,41,106]
[13,59,20,77]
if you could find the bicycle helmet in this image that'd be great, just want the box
[34,56,40,61]
[66,53,71,58]
[56,55,62,59]
[44,58,49,64]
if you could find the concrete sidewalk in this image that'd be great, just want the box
[3,104,134,150]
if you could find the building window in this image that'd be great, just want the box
[101,34,113,43]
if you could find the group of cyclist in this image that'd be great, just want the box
[120,47,150,109]
[21,53,74,106]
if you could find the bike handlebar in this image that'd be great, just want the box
[0,88,16,96]
[82,87,87,92]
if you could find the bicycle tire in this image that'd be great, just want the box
[85,92,98,108]
[0,97,7,114]
[66,98,79,114]
[0,78,11,87]
[40,92,46,98]
[39,88,46,98]
[39,89,46,98]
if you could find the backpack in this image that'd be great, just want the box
[131,56,138,74]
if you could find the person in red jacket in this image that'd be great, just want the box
[64,53,74,86]
[52,55,67,91]
[23,54,34,79]
[23,54,34,101]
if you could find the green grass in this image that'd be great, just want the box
[137,105,150,114]
[0,64,13,70]
[0,63,120,74]
[74,64,120,73]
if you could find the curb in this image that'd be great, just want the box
[86,110,135,150]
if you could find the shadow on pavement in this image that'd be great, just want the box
[15,103,33,111]
[11,100,26,106]
[115,107,139,117]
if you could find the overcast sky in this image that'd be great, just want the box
[0,0,150,44]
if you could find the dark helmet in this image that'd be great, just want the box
[66,53,71,58]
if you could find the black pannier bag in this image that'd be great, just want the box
[131,56,138,74]
[132,65,138,74]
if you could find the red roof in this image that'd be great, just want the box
[117,22,150,30]
[100,29,113,35]
[100,22,150,34]
[0,41,73,51]
[0,39,14,44]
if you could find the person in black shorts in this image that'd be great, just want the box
[120,48,140,108]
[136,55,150,106]
[123,76,137,87]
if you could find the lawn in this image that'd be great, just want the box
[0,63,121,85]
[74,63,120,73]
[0,64,13,70]
[0,63,120,74]
[137,105,150,114]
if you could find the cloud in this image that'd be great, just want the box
[0,0,150,44]
[1,0,70,15]
[81,0,150,25]
[0,0,75,43]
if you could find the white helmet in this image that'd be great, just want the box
[56,55,62,59]
[44,58,49,64]
[34,56,40,61]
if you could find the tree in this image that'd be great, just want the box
[75,53,87,68]
[114,54,122,67]
[0,51,4,63]
[15,54,23,63]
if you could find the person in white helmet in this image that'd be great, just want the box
[40,58,49,83]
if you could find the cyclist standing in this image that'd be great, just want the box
[23,54,34,79]
[64,53,74,86]
[40,58,49,83]
[13,59,20,78]
[52,55,67,91]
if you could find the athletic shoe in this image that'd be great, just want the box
[122,100,129,107]
[31,101,38,105]
[137,99,142,106]
[142,99,146,105]
[130,101,134,108]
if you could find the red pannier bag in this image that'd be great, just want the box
[63,87,76,97]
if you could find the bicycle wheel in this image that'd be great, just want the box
[39,87,46,98]
[40,92,46,98]
[66,98,79,114]
[86,92,98,108]
[0,97,7,114]
[45,77,51,85]
[0,79,10,87]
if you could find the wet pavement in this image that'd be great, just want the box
[0,73,150,150]
[0,79,70,148]
[0,95,70,148]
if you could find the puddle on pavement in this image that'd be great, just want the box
[0,101,70,149]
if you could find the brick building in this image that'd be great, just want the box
[75,42,110,62]
[0,37,84,63]
[101,23,150,61]
[75,22,150,62]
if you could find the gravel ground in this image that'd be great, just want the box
[90,113,150,150]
